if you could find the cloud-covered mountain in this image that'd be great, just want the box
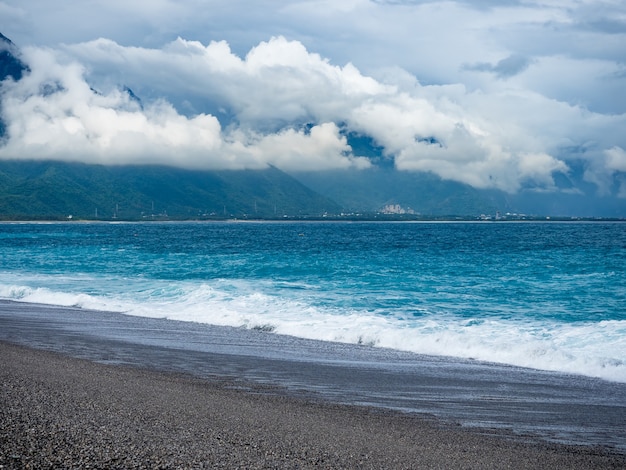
[0,32,28,138]
[0,32,27,82]
[0,24,624,217]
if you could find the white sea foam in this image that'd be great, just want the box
[2,278,625,383]
[0,283,128,312]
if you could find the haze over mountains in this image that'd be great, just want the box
[0,32,624,220]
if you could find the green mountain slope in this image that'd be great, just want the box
[0,161,340,220]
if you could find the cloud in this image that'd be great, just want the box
[606,147,626,173]
[0,44,368,171]
[603,146,626,198]
[229,123,370,172]
[2,1,625,117]
[1,35,625,194]
[63,36,393,129]
[463,54,533,79]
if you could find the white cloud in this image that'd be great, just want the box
[63,36,393,129]
[0,48,219,167]
[606,146,626,173]
[229,123,371,172]
[0,44,366,171]
[1,0,625,195]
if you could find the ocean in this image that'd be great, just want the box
[1,220,625,383]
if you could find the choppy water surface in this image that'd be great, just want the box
[1,221,625,382]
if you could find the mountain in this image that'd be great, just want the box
[292,168,503,216]
[294,167,626,218]
[499,189,626,218]
[0,35,335,221]
[0,33,623,219]
[0,32,29,139]
[0,161,340,220]
[0,32,27,83]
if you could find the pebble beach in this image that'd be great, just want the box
[2,341,625,469]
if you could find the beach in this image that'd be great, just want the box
[2,341,625,469]
[2,301,626,469]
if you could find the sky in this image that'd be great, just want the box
[0,0,625,196]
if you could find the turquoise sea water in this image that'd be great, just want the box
[1,221,625,382]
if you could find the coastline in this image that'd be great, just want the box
[2,299,626,468]
[2,341,625,469]
[1,218,626,224]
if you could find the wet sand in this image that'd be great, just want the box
[2,341,625,469]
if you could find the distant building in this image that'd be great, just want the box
[381,204,415,215]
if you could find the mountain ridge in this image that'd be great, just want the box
[0,160,340,220]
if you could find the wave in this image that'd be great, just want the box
[1,279,625,383]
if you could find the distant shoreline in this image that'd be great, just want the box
[1,216,625,223]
